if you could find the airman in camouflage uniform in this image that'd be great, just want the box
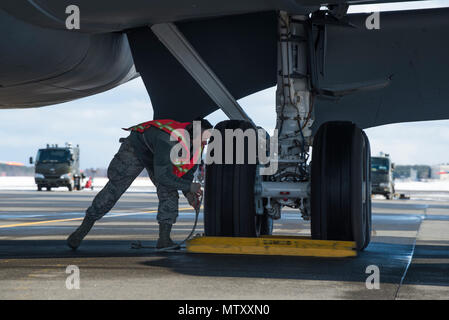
[67,119,212,250]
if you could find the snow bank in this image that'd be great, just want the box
[0,176,155,192]
[395,179,449,192]
[2,176,449,195]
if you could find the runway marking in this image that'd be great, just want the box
[393,211,426,300]
[0,207,198,229]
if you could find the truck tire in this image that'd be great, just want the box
[74,177,81,190]
[204,120,263,237]
[311,121,370,251]
[37,185,42,191]
[46,187,51,191]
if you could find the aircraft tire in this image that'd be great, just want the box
[362,131,372,250]
[204,120,259,237]
[311,121,369,251]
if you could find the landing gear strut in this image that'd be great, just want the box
[271,12,372,250]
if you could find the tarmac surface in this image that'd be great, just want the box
[0,189,448,300]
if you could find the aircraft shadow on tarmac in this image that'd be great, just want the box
[0,239,448,287]
[138,243,449,287]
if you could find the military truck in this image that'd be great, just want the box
[30,143,84,191]
[371,153,395,200]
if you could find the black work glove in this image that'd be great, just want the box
[185,192,200,210]
[189,182,203,196]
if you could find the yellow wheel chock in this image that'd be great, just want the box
[186,235,357,258]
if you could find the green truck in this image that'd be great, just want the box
[371,153,395,200]
[30,143,84,191]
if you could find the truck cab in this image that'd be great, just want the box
[371,153,395,200]
[31,143,83,191]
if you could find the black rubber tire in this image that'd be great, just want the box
[362,131,372,250]
[204,120,260,237]
[311,121,368,251]
[46,187,51,191]
[37,185,42,191]
[74,177,81,191]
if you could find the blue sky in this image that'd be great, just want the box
[1,1,449,169]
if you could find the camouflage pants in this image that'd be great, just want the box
[85,138,179,224]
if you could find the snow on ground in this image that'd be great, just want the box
[2,177,449,199]
[395,179,449,192]
[393,179,449,200]
[0,176,156,192]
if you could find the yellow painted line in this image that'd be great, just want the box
[0,217,89,228]
[0,207,199,229]
[187,236,357,258]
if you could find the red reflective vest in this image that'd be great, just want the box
[124,119,201,177]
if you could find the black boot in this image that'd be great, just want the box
[156,223,178,249]
[67,216,95,250]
